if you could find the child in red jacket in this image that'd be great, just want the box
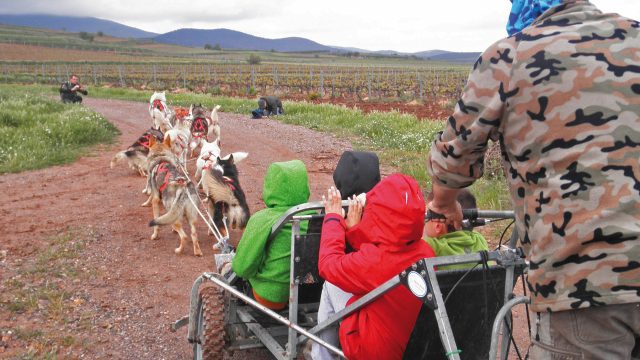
[316,174,435,360]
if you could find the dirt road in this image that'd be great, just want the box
[0,98,351,359]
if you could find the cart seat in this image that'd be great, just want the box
[403,265,525,360]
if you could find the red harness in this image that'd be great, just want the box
[139,133,152,149]
[156,162,172,193]
[223,176,237,192]
[133,129,163,150]
[191,117,209,139]
[152,99,165,111]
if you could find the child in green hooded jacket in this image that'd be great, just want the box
[232,160,310,310]
[423,189,490,270]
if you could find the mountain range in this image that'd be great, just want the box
[0,14,157,39]
[0,14,480,62]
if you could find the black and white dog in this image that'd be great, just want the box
[201,152,250,239]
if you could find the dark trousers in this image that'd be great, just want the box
[61,94,82,104]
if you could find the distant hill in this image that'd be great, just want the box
[0,14,480,61]
[0,14,157,38]
[413,50,450,58]
[426,51,481,62]
[154,28,333,52]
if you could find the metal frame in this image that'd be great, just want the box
[172,204,530,360]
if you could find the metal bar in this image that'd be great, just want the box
[202,273,345,358]
[170,315,189,332]
[508,226,520,249]
[427,264,461,359]
[287,220,301,360]
[501,228,521,360]
[489,297,530,360]
[422,249,524,268]
[227,338,266,351]
[291,209,514,222]
[237,308,286,360]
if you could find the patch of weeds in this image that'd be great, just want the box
[12,328,44,341]
[0,229,95,358]
[0,86,119,174]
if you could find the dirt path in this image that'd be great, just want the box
[0,98,352,359]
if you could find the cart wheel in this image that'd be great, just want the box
[193,286,227,360]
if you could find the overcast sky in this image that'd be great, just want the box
[0,1,638,52]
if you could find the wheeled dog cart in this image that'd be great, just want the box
[172,202,529,360]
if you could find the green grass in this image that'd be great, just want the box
[0,85,119,173]
[6,84,510,209]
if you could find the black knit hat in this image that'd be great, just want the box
[333,151,381,200]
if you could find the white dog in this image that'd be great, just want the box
[151,108,173,133]
[165,116,191,166]
[149,91,171,119]
[194,139,221,183]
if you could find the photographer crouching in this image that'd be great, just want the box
[59,74,88,104]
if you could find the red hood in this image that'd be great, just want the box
[347,174,425,251]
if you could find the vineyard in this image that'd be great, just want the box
[0,62,471,102]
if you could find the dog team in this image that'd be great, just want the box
[110,92,250,256]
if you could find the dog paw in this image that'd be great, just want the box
[174,247,184,255]
[151,233,159,240]
[194,250,203,257]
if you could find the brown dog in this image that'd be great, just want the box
[146,135,202,256]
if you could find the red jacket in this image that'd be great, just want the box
[319,174,435,360]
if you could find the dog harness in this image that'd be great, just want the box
[155,162,172,193]
[174,107,189,120]
[134,129,164,150]
[191,117,209,139]
[223,176,237,192]
[152,99,165,111]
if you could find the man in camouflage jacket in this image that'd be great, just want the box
[427,0,640,358]
[59,74,88,104]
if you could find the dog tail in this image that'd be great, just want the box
[149,191,187,227]
[110,151,127,168]
[211,105,221,117]
[228,204,249,230]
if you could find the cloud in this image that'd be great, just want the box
[0,0,637,53]
[0,0,284,32]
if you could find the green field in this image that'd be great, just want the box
[0,85,119,173]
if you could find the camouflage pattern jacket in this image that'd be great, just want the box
[428,1,640,312]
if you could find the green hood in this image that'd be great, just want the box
[262,160,310,208]
[424,230,490,270]
[232,160,311,303]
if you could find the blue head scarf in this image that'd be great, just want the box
[507,0,564,36]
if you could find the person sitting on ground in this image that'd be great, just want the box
[59,74,88,104]
[260,95,284,116]
[423,189,490,270]
[307,150,381,234]
[315,174,436,360]
[251,96,284,119]
[232,160,310,310]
